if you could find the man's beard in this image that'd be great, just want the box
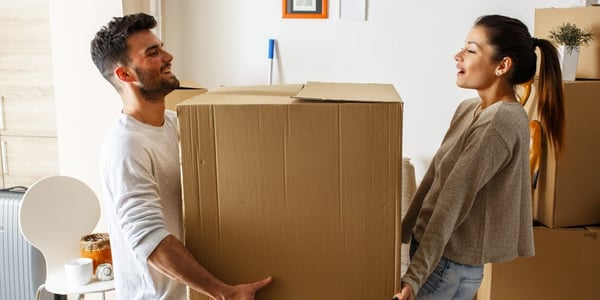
[136,67,180,101]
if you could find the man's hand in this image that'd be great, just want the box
[220,276,273,300]
[149,235,272,299]
[392,282,415,300]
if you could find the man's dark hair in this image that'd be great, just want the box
[90,13,157,87]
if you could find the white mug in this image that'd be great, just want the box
[64,258,93,286]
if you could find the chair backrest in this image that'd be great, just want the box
[18,176,100,280]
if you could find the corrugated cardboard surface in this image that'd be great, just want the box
[476,226,600,300]
[524,80,600,228]
[165,80,207,111]
[534,7,600,79]
[178,83,403,300]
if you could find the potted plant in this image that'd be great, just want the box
[548,22,594,81]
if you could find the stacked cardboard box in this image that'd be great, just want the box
[524,80,600,228]
[535,7,600,79]
[177,82,403,300]
[476,226,600,300]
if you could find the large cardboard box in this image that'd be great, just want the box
[165,80,207,111]
[524,80,600,228]
[476,226,600,300]
[177,82,403,300]
[535,7,600,79]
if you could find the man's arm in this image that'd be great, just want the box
[148,234,272,300]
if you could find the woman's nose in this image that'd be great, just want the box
[454,49,463,61]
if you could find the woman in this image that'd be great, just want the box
[393,15,564,300]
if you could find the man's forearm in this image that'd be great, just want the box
[148,234,230,299]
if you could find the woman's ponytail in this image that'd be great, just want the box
[535,38,565,155]
[475,15,565,156]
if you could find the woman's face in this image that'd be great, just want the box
[454,26,501,90]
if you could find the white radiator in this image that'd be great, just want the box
[0,187,46,300]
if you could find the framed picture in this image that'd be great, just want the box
[283,0,328,19]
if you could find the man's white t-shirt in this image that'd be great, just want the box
[100,110,186,300]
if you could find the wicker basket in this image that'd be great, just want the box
[80,233,112,273]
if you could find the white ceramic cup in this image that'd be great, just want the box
[64,258,93,286]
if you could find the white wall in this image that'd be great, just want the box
[162,0,572,180]
[48,1,122,298]
[49,0,122,193]
[48,1,576,215]
[48,8,123,296]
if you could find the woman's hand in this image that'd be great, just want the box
[392,282,415,300]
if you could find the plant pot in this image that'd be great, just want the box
[557,45,580,81]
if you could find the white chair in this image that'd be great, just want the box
[19,176,114,300]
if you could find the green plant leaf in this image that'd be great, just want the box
[548,22,594,47]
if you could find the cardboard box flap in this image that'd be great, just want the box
[586,226,600,233]
[210,84,303,96]
[180,93,297,105]
[178,84,304,106]
[178,80,208,91]
[295,81,402,103]
[166,80,208,111]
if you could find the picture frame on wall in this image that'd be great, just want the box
[283,0,328,19]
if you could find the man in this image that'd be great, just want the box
[90,13,272,300]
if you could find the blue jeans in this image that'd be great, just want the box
[409,238,483,300]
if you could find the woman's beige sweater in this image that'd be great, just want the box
[401,98,534,295]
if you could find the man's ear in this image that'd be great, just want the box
[495,57,513,77]
[115,66,135,82]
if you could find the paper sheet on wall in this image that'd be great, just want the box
[339,0,367,21]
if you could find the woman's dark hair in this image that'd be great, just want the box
[475,15,565,154]
[90,13,157,88]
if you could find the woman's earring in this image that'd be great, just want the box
[496,71,501,76]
